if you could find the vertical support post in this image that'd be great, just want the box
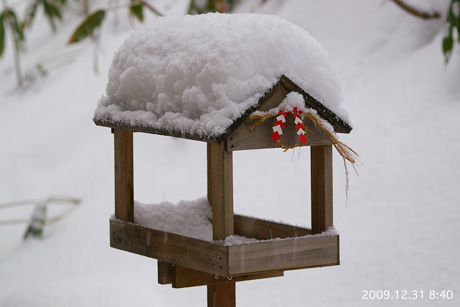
[311,144,333,234]
[208,284,236,307]
[207,142,235,307]
[114,128,134,223]
[158,261,173,285]
[207,142,234,239]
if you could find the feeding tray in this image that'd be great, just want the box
[110,214,339,282]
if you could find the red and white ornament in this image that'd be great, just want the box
[270,108,308,145]
[270,111,287,142]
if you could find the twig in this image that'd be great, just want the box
[0,197,81,239]
[93,24,104,74]
[105,0,163,16]
[390,0,440,19]
[0,218,29,225]
[141,0,163,16]
[0,200,36,210]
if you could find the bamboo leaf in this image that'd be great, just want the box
[446,0,458,25]
[456,0,460,41]
[6,9,25,44]
[442,32,454,63]
[443,0,460,63]
[68,10,106,44]
[23,202,47,240]
[0,13,5,57]
[43,1,63,33]
[130,0,144,22]
[21,1,39,30]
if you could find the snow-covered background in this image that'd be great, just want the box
[1,0,459,306]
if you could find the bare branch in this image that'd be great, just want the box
[140,0,163,17]
[390,0,441,19]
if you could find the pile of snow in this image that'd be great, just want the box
[133,197,213,241]
[132,197,336,245]
[94,13,347,138]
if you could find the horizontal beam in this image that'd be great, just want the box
[110,219,229,276]
[234,215,311,240]
[228,235,339,276]
[171,265,283,288]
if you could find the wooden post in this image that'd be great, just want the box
[311,145,333,234]
[208,284,236,307]
[207,142,235,307]
[207,142,234,239]
[114,129,134,223]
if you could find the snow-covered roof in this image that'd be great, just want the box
[94,13,351,141]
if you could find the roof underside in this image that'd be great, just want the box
[94,75,352,143]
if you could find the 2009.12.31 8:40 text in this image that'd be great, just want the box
[362,290,453,300]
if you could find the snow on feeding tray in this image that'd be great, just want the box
[130,197,337,245]
[133,197,214,242]
[94,13,350,140]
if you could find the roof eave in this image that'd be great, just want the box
[94,75,352,142]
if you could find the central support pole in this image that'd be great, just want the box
[207,142,235,307]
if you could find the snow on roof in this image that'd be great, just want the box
[94,13,347,139]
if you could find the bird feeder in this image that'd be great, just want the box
[94,13,355,307]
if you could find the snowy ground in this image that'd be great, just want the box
[1,0,459,306]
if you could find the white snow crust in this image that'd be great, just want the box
[133,197,213,241]
[131,197,335,245]
[94,13,347,138]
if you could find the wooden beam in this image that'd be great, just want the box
[228,235,338,275]
[158,261,173,285]
[207,142,235,307]
[172,265,283,288]
[234,214,311,240]
[227,113,331,151]
[311,145,333,234]
[110,219,228,276]
[207,142,234,240]
[208,284,235,307]
[114,129,134,222]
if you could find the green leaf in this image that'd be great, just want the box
[6,9,25,45]
[0,13,5,57]
[446,0,459,25]
[68,10,106,44]
[43,1,63,33]
[36,64,47,77]
[23,202,47,240]
[130,1,144,22]
[456,0,460,41]
[442,33,454,63]
[22,1,39,31]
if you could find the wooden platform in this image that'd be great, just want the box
[110,214,339,278]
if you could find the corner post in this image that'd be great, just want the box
[311,144,333,234]
[114,129,134,222]
[207,142,234,239]
[207,141,235,307]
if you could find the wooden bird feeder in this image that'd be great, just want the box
[95,75,352,306]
